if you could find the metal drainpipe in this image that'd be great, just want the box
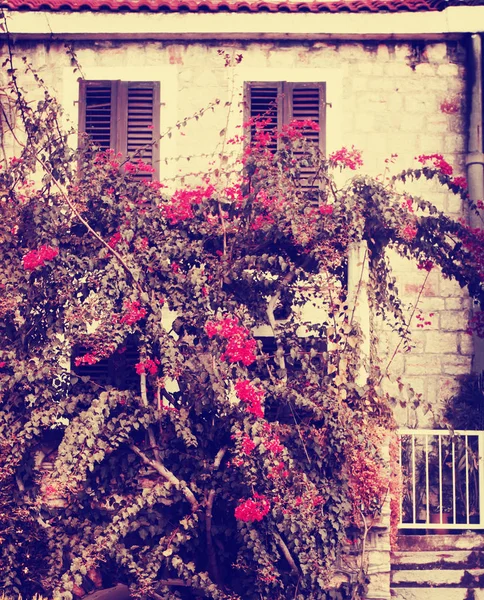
[466,33,484,374]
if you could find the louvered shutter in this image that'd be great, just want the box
[246,82,282,154]
[73,338,140,391]
[79,80,160,179]
[123,82,160,180]
[287,83,325,153]
[79,80,116,151]
[286,82,326,190]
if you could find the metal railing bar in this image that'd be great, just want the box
[412,434,416,525]
[479,432,484,526]
[426,434,429,524]
[466,434,470,525]
[452,437,456,526]
[439,435,443,523]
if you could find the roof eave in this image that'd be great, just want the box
[1,5,483,40]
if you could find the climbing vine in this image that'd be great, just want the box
[0,38,483,600]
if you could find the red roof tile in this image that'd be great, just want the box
[1,0,479,11]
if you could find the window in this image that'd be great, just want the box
[73,337,140,391]
[78,80,161,179]
[245,81,326,188]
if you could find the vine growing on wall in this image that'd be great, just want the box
[0,35,484,600]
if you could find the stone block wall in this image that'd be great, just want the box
[0,37,472,423]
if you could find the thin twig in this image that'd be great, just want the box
[379,270,430,384]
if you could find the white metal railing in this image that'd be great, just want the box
[398,429,484,530]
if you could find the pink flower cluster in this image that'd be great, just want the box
[417,260,434,272]
[235,493,270,523]
[93,149,123,171]
[120,300,147,326]
[267,461,289,480]
[319,204,333,215]
[452,176,467,190]
[416,154,453,176]
[280,119,320,141]
[251,214,275,231]
[401,225,417,241]
[241,435,256,455]
[124,159,155,174]
[287,119,320,131]
[329,146,364,170]
[108,232,122,249]
[294,492,325,509]
[264,435,284,454]
[415,312,434,329]
[205,317,257,366]
[135,358,160,375]
[162,184,215,225]
[23,245,59,270]
[74,352,99,367]
[147,180,167,192]
[402,197,414,213]
[223,184,243,205]
[234,380,265,418]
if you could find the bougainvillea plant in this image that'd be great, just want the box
[1,46,484,600]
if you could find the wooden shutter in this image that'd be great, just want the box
[286,83,325,154]
[286,82,326,191]
[73,338,140,391]
[124,82,160,180]
[79,80,116,151]
[246,82,282,154]
[79,80,160,179]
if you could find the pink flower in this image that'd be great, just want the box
[416,154,453,176]
[235,380,264,418]
[319,204,333,216]
[329,146,363,170]
[120,300,147,326]
[241,435,256,455]
[235,494,270,522]
[417,260,434,272]
[124,159,155,174]
[402,198,414,213]
[135,358,159,376]
[452,176,467,190]
[205,317,257,366]
[401,225,418,241]
[75,352,99,367]
[251,214,275,231]
[108,232,122,248]
[23,245,59,270]
[162,185,215,225]
[264,435,284,454]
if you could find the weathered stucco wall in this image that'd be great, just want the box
[0,38,472,426]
